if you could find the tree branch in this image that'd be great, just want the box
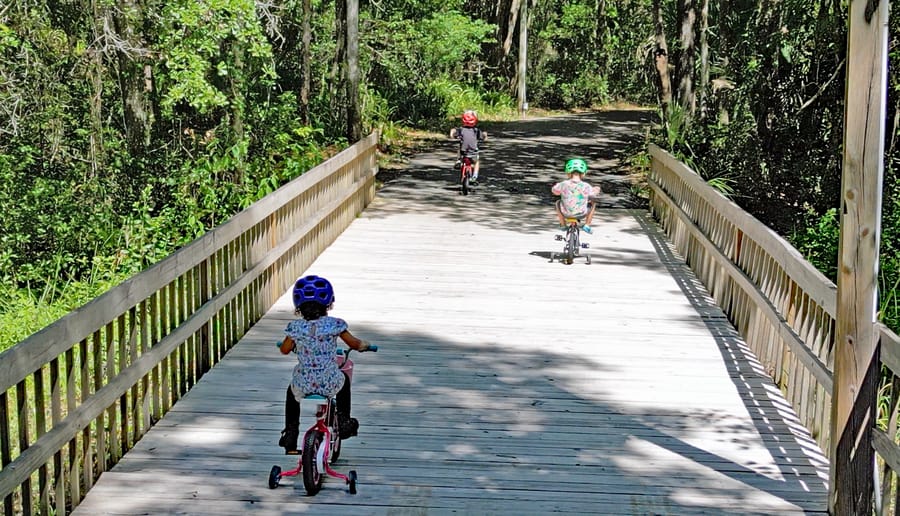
[797,57,845,114]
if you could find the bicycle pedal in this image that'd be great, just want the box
[581,243,590,248]
[555,235,563,241]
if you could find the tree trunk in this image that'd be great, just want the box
[697,0,709,118]
[595,0,607,74]
[675,0,697,118]
[330,0,347,130]
[652,0,673,115]
[502,0,521,57]
[346,0,361,141]
[112,0,154,154]
[516,0,527,117]
[300,0,311,124]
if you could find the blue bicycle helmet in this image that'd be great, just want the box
[292,275,335,309]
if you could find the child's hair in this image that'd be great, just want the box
[297,301,328,320]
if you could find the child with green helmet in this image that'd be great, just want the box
[552,158,601,233]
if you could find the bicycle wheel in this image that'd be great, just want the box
[328,401,342,462]
[461,171,469,195]
[565,227,576,264]
[302,430,324,495]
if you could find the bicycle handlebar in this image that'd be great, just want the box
[277,341,379,353]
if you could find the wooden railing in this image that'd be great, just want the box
[875,323,900,516]
[649,144,900,515]
[0,132,379,516]
[648,144,835,453]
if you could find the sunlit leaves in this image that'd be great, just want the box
[158,0,275,115]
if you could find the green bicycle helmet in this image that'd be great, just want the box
[565,158,588,175]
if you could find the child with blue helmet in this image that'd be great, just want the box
[277,274,371,454]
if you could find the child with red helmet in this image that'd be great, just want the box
[450,110,487,182]
[277,274,371,454]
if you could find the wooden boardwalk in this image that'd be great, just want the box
[72,113,829,515]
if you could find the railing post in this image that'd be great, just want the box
[829,0,888,512]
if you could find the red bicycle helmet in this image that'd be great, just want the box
[461,110,477,127]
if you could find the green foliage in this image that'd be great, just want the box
[365,10,495,122]
[158,0,275,115]
[789,208,839,282]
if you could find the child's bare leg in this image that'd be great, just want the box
[585,203,596,225]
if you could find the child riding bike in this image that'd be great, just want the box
[277,275,372,454]
[552,158,601,234]
[449,110,487,182]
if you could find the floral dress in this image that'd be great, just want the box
[285,316,347,401]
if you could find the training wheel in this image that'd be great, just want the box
[268,465,282,489]
[348,470,358,494]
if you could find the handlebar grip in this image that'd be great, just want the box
[367,344,379,352]
[275,341,283,348]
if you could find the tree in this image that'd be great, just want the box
[675,0,697,118]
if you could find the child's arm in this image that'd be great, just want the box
[280,336,296,354]
[449,128,458,139]
[339,330,371,351]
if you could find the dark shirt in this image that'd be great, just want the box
[455,127,485,156]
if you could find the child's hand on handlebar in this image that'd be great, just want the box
[358,339,378,352]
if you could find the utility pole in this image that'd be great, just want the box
[829,0,888,513]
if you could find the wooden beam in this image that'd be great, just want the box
[829,0,889,513]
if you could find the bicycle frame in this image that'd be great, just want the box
[460,156,474,182]
[459,156,475,195]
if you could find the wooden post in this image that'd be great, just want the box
[517,0,527,118]
[829,0,888,513]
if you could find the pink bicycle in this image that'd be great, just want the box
[267,345,378,495]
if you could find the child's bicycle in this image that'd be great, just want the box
[267,345,378,495]
[458,155,475,196]
[551,216,591,265]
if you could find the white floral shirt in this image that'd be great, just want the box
[285,316,347,398]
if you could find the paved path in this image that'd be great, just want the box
[73,112,829,515]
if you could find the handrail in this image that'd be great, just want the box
[874,323,900,516]
[648,144,836,454]
[0,131,379,515]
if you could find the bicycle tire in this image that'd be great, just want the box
[461,171,469,195]
[302,430,324,495]
[328,400,342,462]
[565,226,576,264]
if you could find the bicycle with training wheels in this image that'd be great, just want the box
[551,216,591,265]
[267,345,378,495]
